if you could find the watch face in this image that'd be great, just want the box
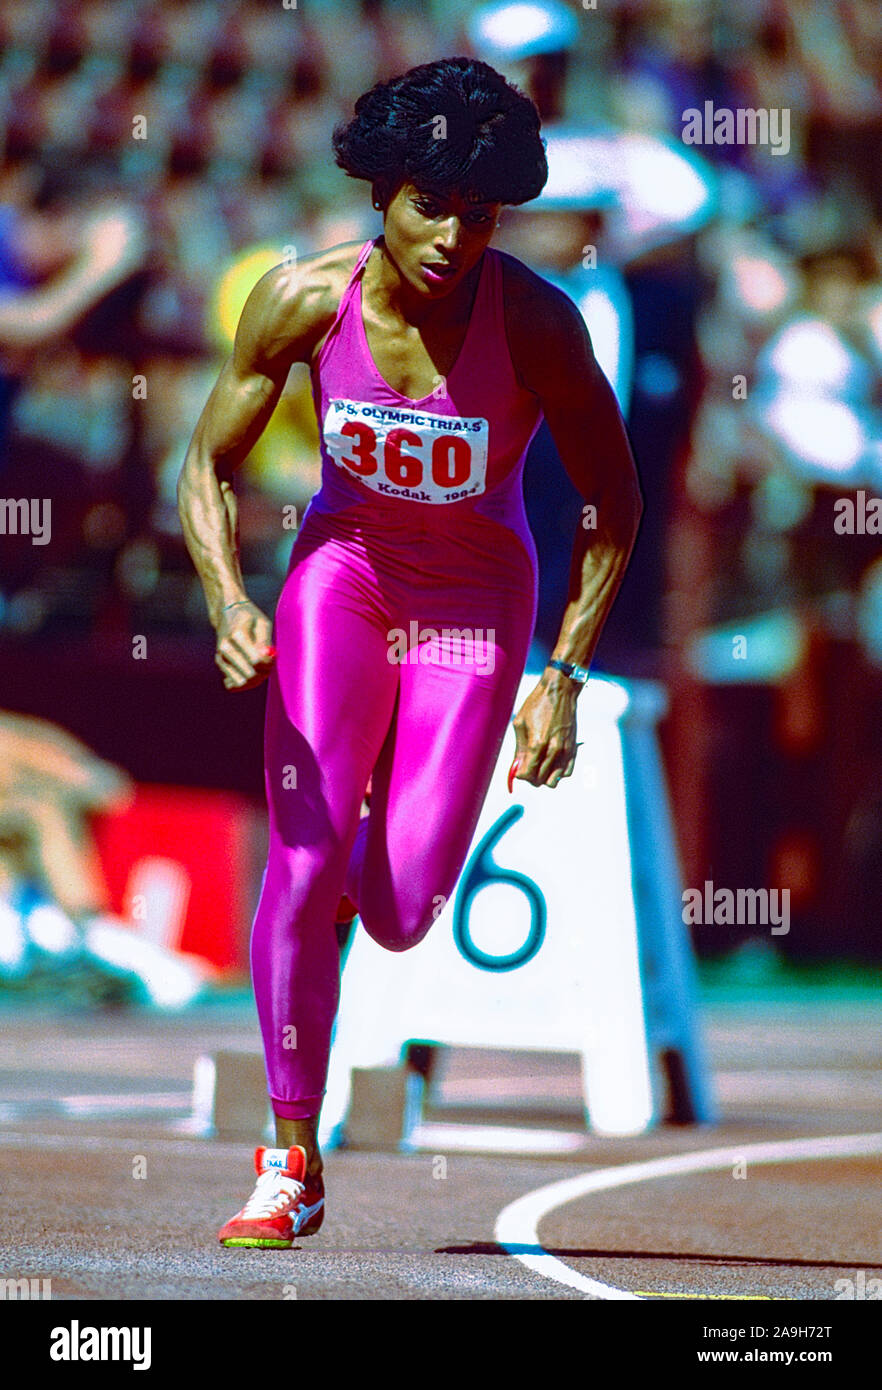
[550,660,589,683]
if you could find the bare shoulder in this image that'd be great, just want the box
[234,239,367,376]
[497,250,595,395]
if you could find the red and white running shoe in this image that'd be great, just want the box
[335,893,359,927]
[218,1145,324,1248]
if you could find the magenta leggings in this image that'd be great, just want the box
[250,506,536,1118]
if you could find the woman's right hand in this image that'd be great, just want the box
[213,600,276,691]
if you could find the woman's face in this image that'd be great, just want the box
[380,181,502,296]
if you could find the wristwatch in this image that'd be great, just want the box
[546,658,590,685]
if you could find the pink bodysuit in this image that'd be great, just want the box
[250,236,545,1118]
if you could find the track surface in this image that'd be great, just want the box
[1,997,881,1300]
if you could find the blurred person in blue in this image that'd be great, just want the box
[0,157,146,473]
[467,0,717,671]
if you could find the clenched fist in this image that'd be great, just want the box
[214,600,276,691]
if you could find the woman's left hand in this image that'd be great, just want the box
[510,673,580,789]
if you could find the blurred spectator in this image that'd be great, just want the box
[0,711,211,1008]
[0,711,133,921]
[0,157,147,467]
[468,0,717,670]
[1,0,880,958]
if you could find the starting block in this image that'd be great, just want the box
[191,1050,272,1140]
[319,672,716,1149]
[190,1047,413,1149]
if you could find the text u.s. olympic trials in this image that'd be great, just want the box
[330,400,483,432]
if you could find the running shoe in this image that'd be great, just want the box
[335,893,359,927]
[335,893,358,951]
[218,1145,324,1248]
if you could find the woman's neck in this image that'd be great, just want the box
[366,235,482,330]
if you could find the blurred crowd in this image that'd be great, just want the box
[0,0,880,960]
[0,0,878,635]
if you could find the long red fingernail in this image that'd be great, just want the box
[507,757,519,794]
[265,645,277,657]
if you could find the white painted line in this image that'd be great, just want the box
[0,1130,245,1156]
[61,1092,191,1115]
[0,1094,192,1121]
[495,1131,882,1301]
[410,1122,588,1154]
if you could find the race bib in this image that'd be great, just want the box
[323,398,489,504]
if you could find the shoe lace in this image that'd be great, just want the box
[240,1167,305,1220]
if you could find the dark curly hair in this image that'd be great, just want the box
[332,56,548,211]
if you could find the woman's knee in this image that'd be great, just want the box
[359,897,438,953]
[258,840,344,917]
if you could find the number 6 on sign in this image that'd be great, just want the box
[452,806,547,972]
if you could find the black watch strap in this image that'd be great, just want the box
[547,658,590,685]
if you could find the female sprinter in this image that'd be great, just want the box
[177,57,642,1248]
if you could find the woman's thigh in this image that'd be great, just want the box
[265,525,400,852]
[358,592,533,947]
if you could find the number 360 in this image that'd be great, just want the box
[341,422,472,489]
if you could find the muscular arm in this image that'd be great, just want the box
[511,265,643,681]
[177,252,347,691]
[505,261,644,784]
[177,261,329,629]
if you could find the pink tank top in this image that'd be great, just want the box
[303,236,544,573]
